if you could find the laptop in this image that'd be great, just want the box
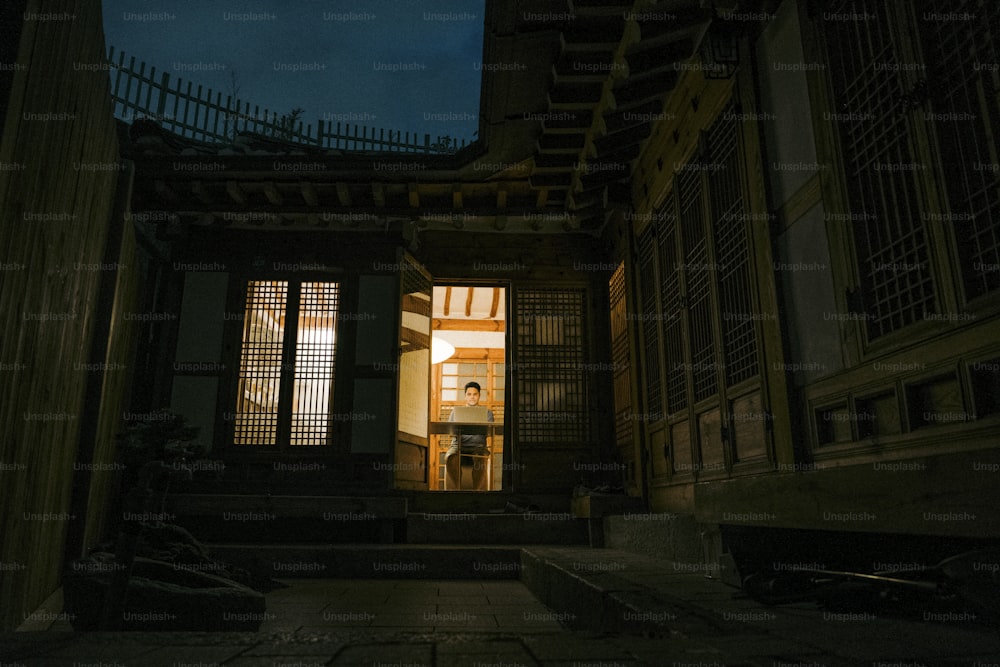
[451,406,491,422]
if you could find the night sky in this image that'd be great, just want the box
[102,0,485,145]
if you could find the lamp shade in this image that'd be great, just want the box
[431,336,456,364]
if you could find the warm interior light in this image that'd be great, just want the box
[431,336,456,364]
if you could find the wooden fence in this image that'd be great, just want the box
[106,46,469,154]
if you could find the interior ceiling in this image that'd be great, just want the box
[433,286,505,320]
[124,0,715,238]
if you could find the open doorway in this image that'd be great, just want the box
[429,285,506,491]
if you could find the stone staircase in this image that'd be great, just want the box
[163,491,592,582]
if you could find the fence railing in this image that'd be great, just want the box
[107,46,470,154]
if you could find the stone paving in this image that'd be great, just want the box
[3,551,1000,666]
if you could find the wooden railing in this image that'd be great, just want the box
[106,46,470,154]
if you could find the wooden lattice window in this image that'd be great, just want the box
[708,108,759,385]
[679,166,718,401]
[657,193,688,414]
[234,280,338,447]
[635,103,761,421]
[822,1,938,339]
[920,0,1000,302]
[609,263,633,450]
[516,289,588,443]
[638,226,663,416]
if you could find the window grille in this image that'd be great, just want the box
[657,194,688,413]
[289,282,338,446]
[609,263,633,448]
[638,226,663,415]
[679,168,718,401]
[920,0,1000,301]
[234,280,338,447]
[708,108,759,385]
[235,281,287,446]
[516,289,588,443]
[823,1,937,339]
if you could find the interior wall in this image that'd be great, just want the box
[0,0,128,631]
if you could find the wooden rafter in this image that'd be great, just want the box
[432,318,505,332]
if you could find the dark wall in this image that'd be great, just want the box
[0,0,134,631]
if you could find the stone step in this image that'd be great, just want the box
[206,544,523,580]
[165,494,408,518]
[405,511,589,545]
[164,494,407,544]
[405,492,572,514]
[164,494,588,545]
[519,546,740,637]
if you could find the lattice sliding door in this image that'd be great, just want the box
[234,280,339,448]
[708,108,759,386]
[235,281,287,446]
[657,194,688,415]
[920,0,1000,302]
[823,0,938,339]
[637,226,663,417]
[290,282,339,446]
[679,168,718,401]
[609,263,633,453]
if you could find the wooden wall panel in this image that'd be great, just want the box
[0,0,125,631]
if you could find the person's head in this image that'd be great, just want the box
[463,381,482,406]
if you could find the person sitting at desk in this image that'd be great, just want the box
[446,381,494,490]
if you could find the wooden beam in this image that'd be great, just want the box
[401,293,431,317]
[444,286,452,316]
[400,328,430,350]
[408,182,420,208]
[226,181,246,205]
[433,318,505,332]
[452,183,463,210]
[300,182,318,206]
[490,288,500,318]
[336,182,352,206]
[464,286,474,317]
